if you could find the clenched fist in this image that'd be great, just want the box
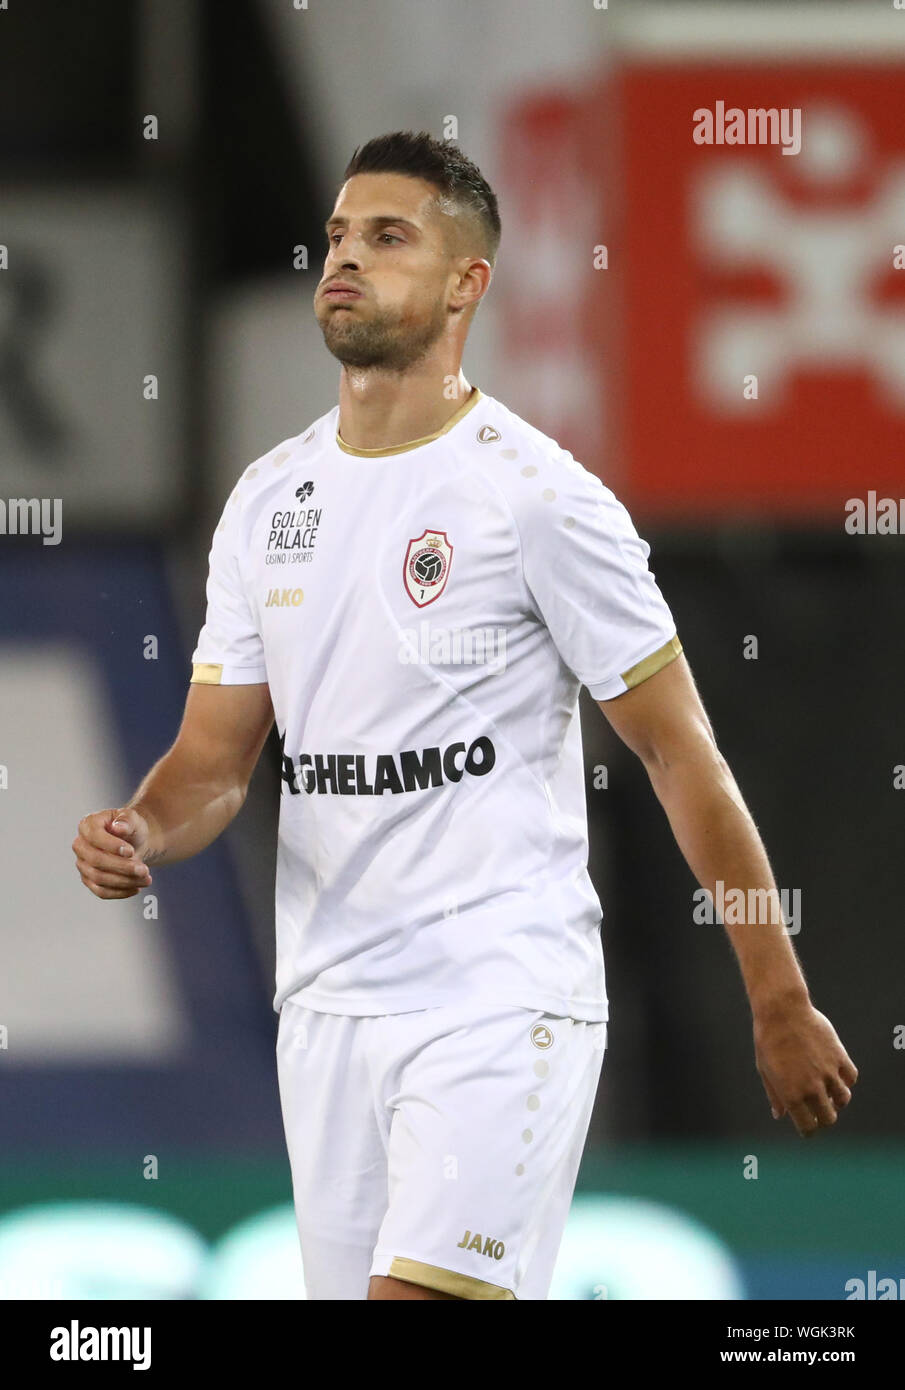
[755,1001,858,1138]
[72,807,153,900]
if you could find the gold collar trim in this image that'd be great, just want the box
[336,386,483,457]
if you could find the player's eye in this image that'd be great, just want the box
[379,232,403,244]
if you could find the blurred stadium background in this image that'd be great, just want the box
[1,0,903,1300]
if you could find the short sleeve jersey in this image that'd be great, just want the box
[190,387,681,1021]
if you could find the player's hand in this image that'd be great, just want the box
[753,1000,858,1138]
[72,807,153,900]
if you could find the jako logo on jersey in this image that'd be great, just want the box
[477,425,501,443]
[456,1231,505,1260]
[404,529,453,607]
[279,732,496,795]
[265,588,304,607]
[531,1023,554,1049]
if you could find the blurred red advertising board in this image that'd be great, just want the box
[602,63,905,522]
[499,24,905,523]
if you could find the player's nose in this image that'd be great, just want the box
[329,230,366,268]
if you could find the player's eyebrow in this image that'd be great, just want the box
[324,215,422,237]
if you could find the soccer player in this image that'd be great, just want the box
[73,131,857,1301]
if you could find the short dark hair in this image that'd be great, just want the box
[342,130,501,267]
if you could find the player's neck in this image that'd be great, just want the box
[336,364,473,453]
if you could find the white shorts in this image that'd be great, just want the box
[275,996,606,1300]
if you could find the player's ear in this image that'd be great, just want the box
[450,259,491,315]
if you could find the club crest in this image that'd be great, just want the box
[404,528,453,607]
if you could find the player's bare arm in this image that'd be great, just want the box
[598,652,858,1140]
[72,681,274,899]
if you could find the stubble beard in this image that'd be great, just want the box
[319,298,448,372]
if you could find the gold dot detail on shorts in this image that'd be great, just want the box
[526,1094,540,1111]
[522,1129,533,1144]
[515,1163,525,1176]
[533,1060,549,1079]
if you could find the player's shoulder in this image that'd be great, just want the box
[231,407,338,490]
[471,392,613,518]
[219,407,339,516]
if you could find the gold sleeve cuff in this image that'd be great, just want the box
[620,633,683,690]
[190,662,224,685]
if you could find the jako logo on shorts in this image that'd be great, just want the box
[456,1231,505,1260]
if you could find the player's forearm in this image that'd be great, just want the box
[646,746,810,1018]
[124,745,246,866]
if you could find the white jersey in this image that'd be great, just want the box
[190,387,681,1021]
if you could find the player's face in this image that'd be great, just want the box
[314,173,456,370]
